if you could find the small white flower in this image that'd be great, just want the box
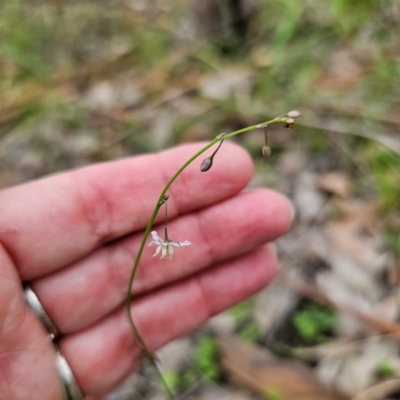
[148,231,191,259]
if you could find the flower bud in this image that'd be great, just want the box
[262,145,272,158]
[200,157,213,172]
[200,139,224,172]
[284,117,296,129]
[288,110,301,118]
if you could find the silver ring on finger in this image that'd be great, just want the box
[24,284,58,339]
[56,350,86,400]
[23,284,85,399]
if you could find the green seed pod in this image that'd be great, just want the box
[262,145,272,158]
[200,157,213,172]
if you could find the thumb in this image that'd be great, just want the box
[0,243,62,400]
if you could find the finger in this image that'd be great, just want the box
[0,142,253,279]
[0,244,62,400]
[32,189,292,333]
[59,245,277,397]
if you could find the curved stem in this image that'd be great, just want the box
[125,117,279,399]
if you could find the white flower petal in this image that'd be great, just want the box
[170,240,191,247]
[150,231,163,244]
[161,246,167,259]
[153,245,162,257]
[168,245,174,259]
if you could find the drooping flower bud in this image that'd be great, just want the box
[261,126,272,158]
[288,110,301,118]
[200,157,213,172]
[262,145,272,158]
[200,139,224,172]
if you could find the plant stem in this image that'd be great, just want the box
[125,117,279,399]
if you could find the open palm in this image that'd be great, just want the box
[0,142,292,399]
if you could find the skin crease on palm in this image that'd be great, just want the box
[0,141,293,400]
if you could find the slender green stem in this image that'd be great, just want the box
[125,117,279,399]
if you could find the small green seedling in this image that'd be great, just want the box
[293,303,336,344]
[194,336,220,382]
[376,359,396,379]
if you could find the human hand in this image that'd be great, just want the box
[0,142,292,399]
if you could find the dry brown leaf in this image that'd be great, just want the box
[334,200,379,232]
[317,172,353,199]
[324,199,386,275]
[326,219,384,273]
[351,378,400,400]
[218,335,349,400]
[372,290,400,322]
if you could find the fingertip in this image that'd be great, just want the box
[261,243,279,277]
[245,244,279,289]
[239,189,294,241]
[265,190,294,235]
[284,195,295,226]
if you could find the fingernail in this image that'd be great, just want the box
[286,197,295,223]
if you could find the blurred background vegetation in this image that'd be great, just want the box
[1,0,399,207]
[1,1,400,399]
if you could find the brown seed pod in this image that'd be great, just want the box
[262,145,272,158]
[200,157,213,172]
